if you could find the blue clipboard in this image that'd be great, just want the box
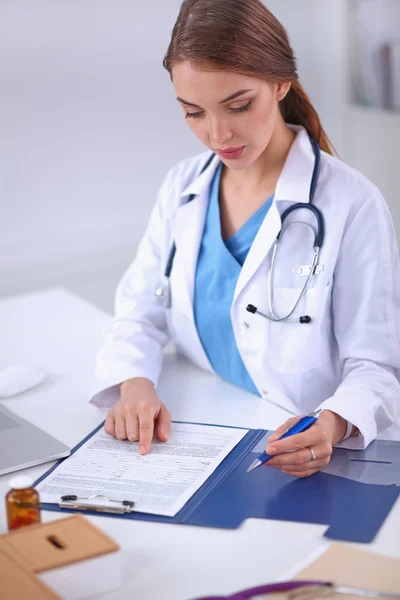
[34,422,400,544]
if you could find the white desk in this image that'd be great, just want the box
[1,288,399,600]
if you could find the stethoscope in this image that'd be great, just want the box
[155,136,324,324]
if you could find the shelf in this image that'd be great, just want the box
[345,103,400,121]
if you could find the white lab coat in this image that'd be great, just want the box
[91,126,400,448]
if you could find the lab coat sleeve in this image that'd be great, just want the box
[90,170,174,408]
[318,189,400,448]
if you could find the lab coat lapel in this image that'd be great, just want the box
[233,127,315,303]
[233,199,282,303]
[172,194,208,319]
[171,155,220,322]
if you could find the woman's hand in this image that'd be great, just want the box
[264,410,347,478]
[104,377,171,455]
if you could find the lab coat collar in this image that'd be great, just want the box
[180,125,315,204]
[180,153,221,200]
[275,125,315,204]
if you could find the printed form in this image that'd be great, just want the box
[37,422,248,517]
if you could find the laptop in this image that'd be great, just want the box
[0,405,71,476]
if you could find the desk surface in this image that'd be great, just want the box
[0,288,399,600]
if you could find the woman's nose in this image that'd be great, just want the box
[210,117,232,147]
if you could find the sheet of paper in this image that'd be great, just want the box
[266,543,400,600]
[292,543,400,599]
[37,422,248,517]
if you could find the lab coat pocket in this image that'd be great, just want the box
[268,283,332,373]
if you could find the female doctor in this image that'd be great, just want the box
[91,0,400,478]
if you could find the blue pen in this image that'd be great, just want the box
[247,409,322,472]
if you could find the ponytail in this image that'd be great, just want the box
[280,81,336,156]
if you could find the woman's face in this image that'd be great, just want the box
[172,61,290,170]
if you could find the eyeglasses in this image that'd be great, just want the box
[194,580,400,599]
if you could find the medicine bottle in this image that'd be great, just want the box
[6,476,41,531]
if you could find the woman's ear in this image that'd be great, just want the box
[276,81,292,102]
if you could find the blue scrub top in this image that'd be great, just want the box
[193,162,274,396]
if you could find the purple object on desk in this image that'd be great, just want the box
[193,580,327,599]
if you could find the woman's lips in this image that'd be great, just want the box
[217,146,245,159]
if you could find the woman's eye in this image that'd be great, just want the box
[230,100,252,114]
[185,100,252,119]
[185,111,204,119]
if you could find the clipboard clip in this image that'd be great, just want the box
[59,494,135,515]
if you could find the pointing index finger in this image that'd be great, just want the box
[138,410,155,455]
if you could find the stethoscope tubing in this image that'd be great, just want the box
[158,136,324,321]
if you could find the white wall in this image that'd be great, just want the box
[0,0,202,299]
[1,0,398,311]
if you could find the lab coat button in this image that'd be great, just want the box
[243,322,250,329]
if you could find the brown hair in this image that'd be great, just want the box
[163,0,335,155]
